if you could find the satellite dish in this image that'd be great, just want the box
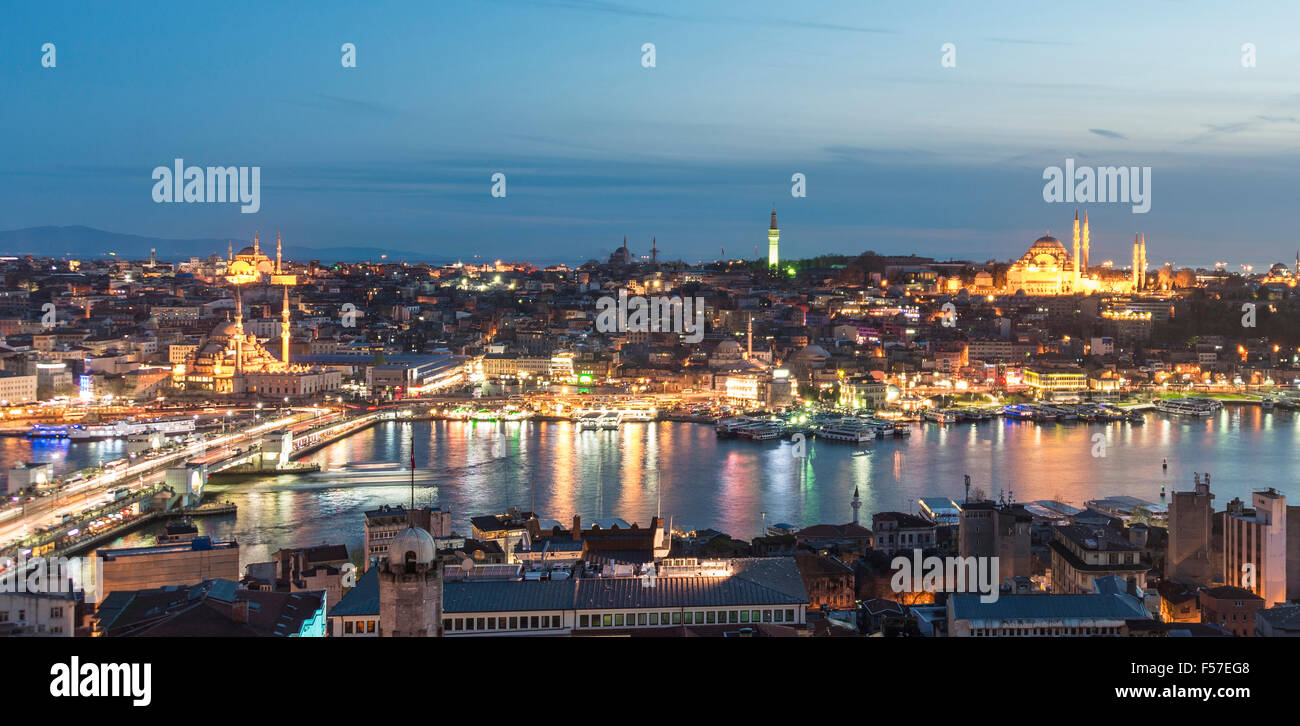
[460,558,474,573]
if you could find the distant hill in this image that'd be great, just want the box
[0,226,446,264]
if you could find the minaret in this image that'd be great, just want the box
[1140,233,1148,289]
[276,233,283,274]
[851,486,862,525]
[1082,210,1091,273]
[227,240,233,263]
[1071,210,1081,288]
[767,207,780,268]
[1132,234,1142,290]
[253,232,260,257]
[745,316,753,360]
[651,237,658,266]
[281,285,291,366]
[233,286,244,374]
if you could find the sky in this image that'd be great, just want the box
[4,1,1300,267]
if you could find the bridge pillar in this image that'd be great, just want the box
[260,429,293,470]
[165,464,206,507]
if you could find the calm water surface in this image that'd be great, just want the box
[3,406,1296,563]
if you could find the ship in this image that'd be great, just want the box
[1154,397,1222,417]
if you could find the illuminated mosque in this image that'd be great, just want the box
[174,235,340,396]
[1003,211,1148,295]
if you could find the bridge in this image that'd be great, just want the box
[0,408,394,571]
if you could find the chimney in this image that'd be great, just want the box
[572,515,582,542]
[231,599,250,624]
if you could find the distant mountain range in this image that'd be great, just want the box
[0,226,449,264]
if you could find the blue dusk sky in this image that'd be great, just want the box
[3,1,1300,267]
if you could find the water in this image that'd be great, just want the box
[4,406,1296,563]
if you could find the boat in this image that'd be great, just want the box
[922,409,959,424]
[1154,397,1222,417]
[597,412,620,430]
[1261,397,1276,411]
[815,421,876,445]
[892,423,911,437]
[156,519,199,545]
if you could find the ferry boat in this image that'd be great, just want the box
[26,424,70,438]
[1261,396,1276,411]
[597,412,620,430]
[922,408,959,424]
[739,422,783,441]
[1154,397,1222,417]
[891,423,911,437]
[1001,404,1038,421]
[65,419,196,441]
[815,421,875,445]
[156,519,199,545]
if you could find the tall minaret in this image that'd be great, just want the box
[768,207,780,268]
[651,237,658,266]
[1071,210,1081,288]
[1081,210,1091,273]
[253,232,260,258]
[281,285,291,365]
[1140,233,1148,289]
[851,486,862,525]
[745,315,753,360]
[276,233,283,274]
[1132,234,1142,290]
[227,240,233,263]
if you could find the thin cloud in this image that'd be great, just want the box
[1089,128,1127,140]
[492,0,893,33]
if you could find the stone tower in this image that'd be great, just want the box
[378,525,443,637]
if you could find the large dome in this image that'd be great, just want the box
[1030,234,1065,250]
[389,526,436,566]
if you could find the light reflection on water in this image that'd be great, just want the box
[4,406,1293,564]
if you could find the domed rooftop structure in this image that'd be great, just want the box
[389,526,436,567]
[1030,233,1065,250]
[714,340,743,356]
[795,344,830,360]
[237,246,257,256]
[210,321,241,339]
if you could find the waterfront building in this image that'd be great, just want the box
[1168,476,1215,585]
[1223,489,1290,605]
[93,538,240,605]
[1048,525,1147,595]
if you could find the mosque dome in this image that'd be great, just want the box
[714,340,743,356]
[237,246,257,257]
[796,344,830,360]
[210,321,241,338]
[1030,234,1065,250]
[389,526,436,567]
